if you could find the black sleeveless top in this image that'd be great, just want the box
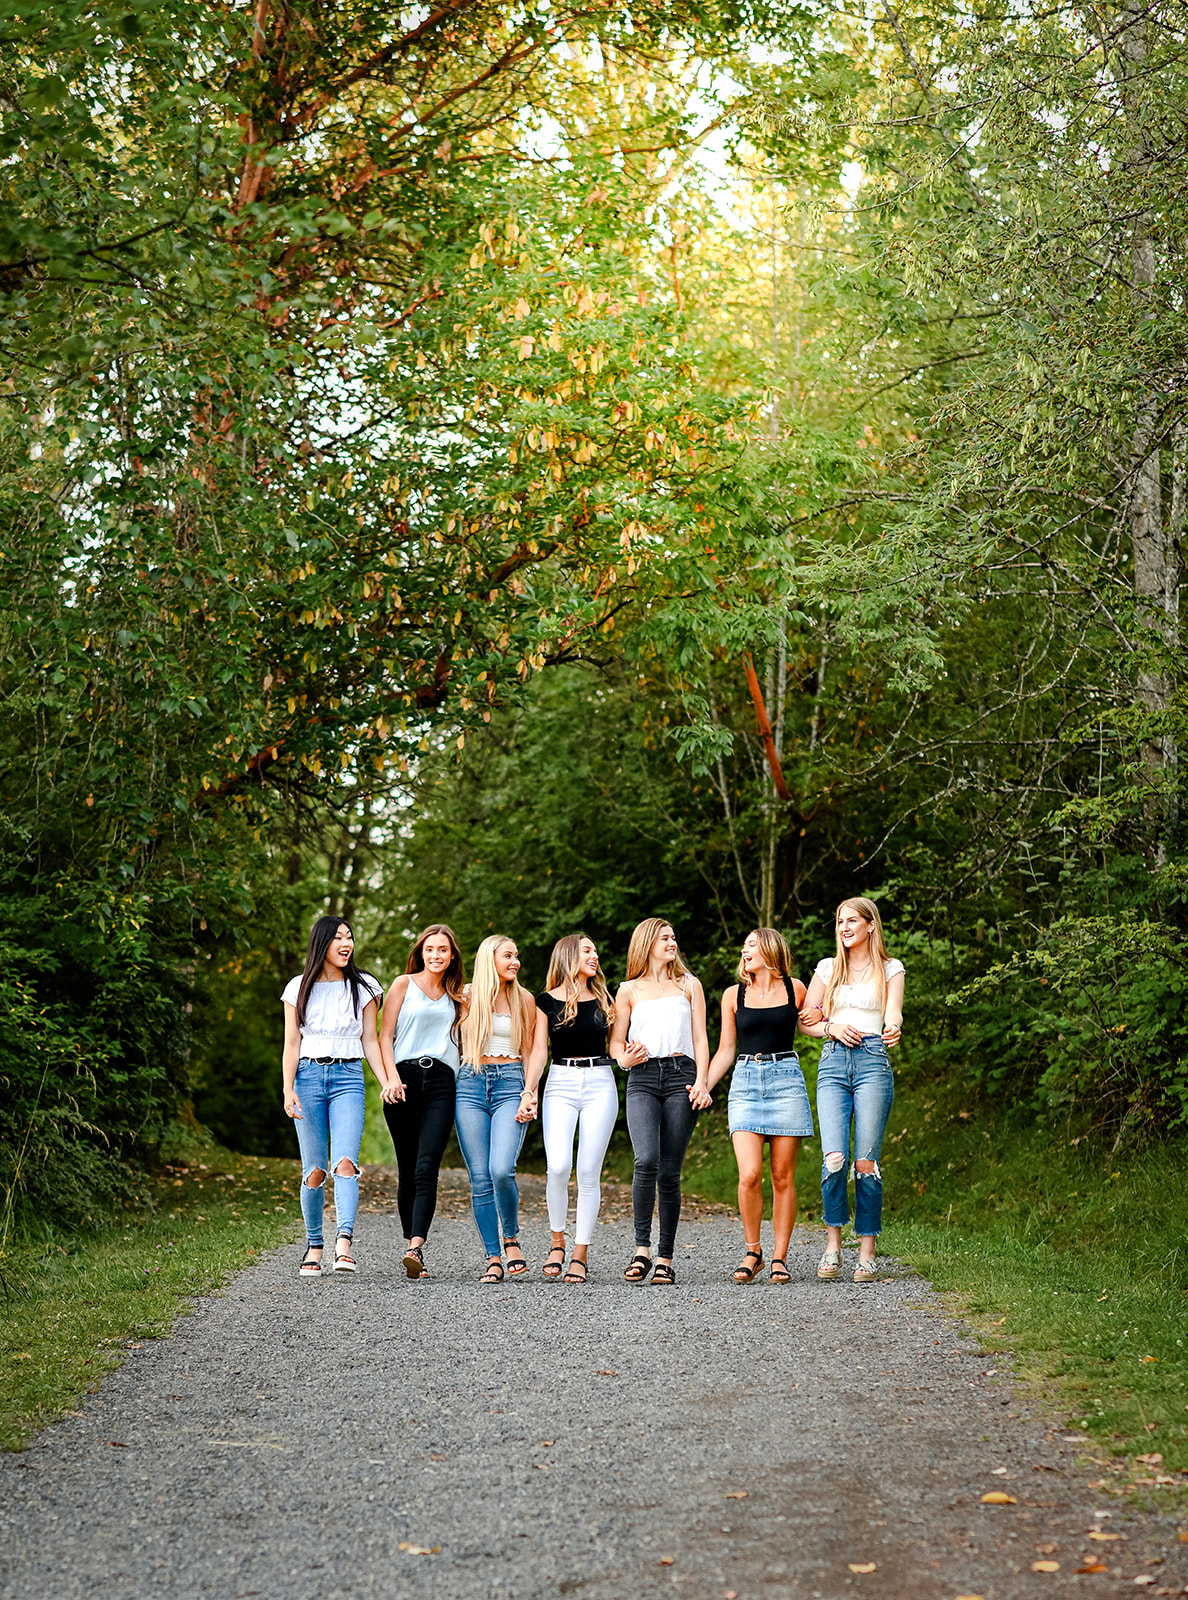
[536,993,610,1061]
[734,977,800,1056]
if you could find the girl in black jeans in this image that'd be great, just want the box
[609,918,711,1285]
[379,924,466,1278]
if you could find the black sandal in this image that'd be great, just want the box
[504,1240,528,1277]
[624,1253,653,1282]
[542,1246,566,1279]
[480,1260,505,1283]
[563,1259,588,1285]
[770,1258,791,1284]
[403,1246,427,1279]
[298,1247,322,1278]
[652,1262,676,1285]
[733,1248,764,1283]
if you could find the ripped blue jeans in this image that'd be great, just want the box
[816,1038,894,1237]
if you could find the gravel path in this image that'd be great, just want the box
[1,1173,1185,1600]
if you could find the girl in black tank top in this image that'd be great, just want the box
[707,928,812,1284]
[734,977,799,1057]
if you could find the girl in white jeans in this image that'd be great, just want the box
[523,934,618,1284]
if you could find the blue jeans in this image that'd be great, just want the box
[293,1057,367,1247]
[455,1063,528,1258]
[816,1038,894,1237]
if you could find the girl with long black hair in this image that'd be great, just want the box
[379,924,466,1279]
[282,917,385,1276]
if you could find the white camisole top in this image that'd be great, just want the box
[626,981,695,1060]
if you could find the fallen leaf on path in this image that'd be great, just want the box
[1075,1564,1110,1574]
[725,1591,738,1598]
[848,1563,877,1574]
[1032,1561,1060,1572]
[981,1492,1017,1504]
[533,1463,550,1471]
[539,1440,555,1447]
[594,1370,618,1377]
[659,1557,674,1566]
[1088,1531,1125,1541]
[1062,1433,1091,1442]
[107,1441,128,1448]
[1134,1577,1156,1586]
[725,1491,748,1499]
[991,1467,1009,1475]
[954,1593,986,1598]
[1136,1454,1163,1466]
[398,1543,440,1555]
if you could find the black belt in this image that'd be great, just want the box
[397,1055,453,1072]
[737,1051,799,1063]
[307,1055,361,1066]
[553,1056,615,1069]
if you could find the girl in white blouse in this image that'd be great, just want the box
[799,898,904,1283]
[281,917,386,1276]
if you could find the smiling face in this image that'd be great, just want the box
[837,904,874,958]
[650,925,678,966]
[494,940,520,983]
[420,933,453,975]
[323,923,354,973]
[577,937,599,979]
[741,931,767,974]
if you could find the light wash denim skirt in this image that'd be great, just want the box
[728,1054,815,1138]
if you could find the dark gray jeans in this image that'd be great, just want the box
[625,1055,699,1258]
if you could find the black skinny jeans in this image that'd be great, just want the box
[626,1055,700,1259]
[382,1057,456,1241]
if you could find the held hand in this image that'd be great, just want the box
[516,1088,538,1123]
[380,1077,407,1103]
[688,1082,712,1111]
[284,1091,303,1120]
[829,1020,865,1048]
[882,1023,901,1048]
[798,1003,824,1026]
[618,1040,648,1069]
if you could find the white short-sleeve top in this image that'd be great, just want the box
[281,973,382,1059]
[815,957,904,1037]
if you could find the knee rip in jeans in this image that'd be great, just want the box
[854,1159,881,1180]
[824,1151,846,1174]
[305,1167,326,1189]
[334,1158,359,1179]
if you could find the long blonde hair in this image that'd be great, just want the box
[546,933,615,1026]
[461,934,533,1063]
[737,928,794,987]
[822,898,893,1018]
[625,917,690,985]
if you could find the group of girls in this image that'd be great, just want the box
[280,899,905,1286]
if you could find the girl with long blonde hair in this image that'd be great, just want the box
[455,934,537,1283]
[524,934,617,1284]
[608,918,711,1285]
[378,923,466,1279]
[799,897,905,1282]
[707,928,811,1284]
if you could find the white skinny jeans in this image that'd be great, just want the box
[542,1064,619,1245]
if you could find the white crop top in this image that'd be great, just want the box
[281,972,383,1059]
[626,982,695,1061]
[815,957,904,1036]
[481,1010,517,1059]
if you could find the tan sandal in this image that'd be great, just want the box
[733,1248,764,1283]
[817,1249,842,1280]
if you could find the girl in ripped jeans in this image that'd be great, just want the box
[799,897,905,1285]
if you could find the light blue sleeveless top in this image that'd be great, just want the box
[392,978,460,1072]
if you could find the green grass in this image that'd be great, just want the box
[649,1050,1188,1479]
[0,1145,300,1450]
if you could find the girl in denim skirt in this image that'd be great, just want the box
[282,917,386,1277]
[707,928,811,1285]
[799,898,905,1283]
